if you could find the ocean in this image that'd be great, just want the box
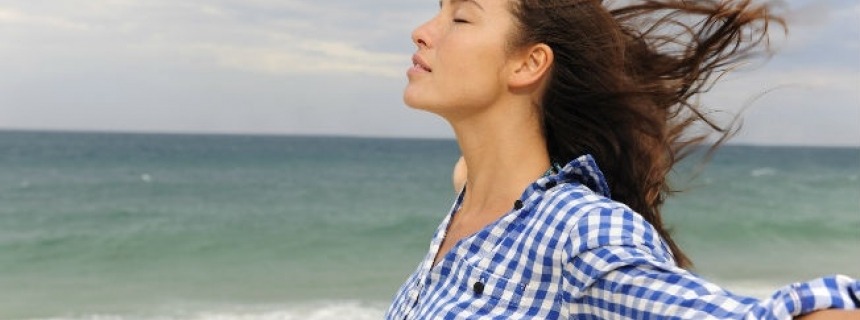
[0,130,857,319]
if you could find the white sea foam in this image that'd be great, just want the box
[25,301,386,320]
[21,285,788,320]
[20,285,788,320]
[716,280,783,299]
[750,167,777,177]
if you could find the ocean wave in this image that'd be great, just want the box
[17,285,786,320]
[18,284,789,320]
[24,301,386,320]
[750,167,777,177]
[718,281,782,299]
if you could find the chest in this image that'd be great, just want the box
[389,214,572,319]
[433,210,502,267]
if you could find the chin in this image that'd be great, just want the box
[403,88,433,111]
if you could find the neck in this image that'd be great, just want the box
[450,99,550,219]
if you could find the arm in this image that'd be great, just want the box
[797,310,860,319]
[562,206,860,319]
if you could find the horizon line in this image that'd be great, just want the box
[0,127,858,149]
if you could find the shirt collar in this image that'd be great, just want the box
[419,154,612,276]
[541,154,611,198]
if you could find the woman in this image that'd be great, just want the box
[386,0,859,319]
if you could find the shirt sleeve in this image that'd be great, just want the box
[561,206,860,319]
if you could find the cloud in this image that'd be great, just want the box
[0,0,855,145]
[701,66,860,146]
[0,1,413,78]
[185,39,408,78]
[0,7,90,30]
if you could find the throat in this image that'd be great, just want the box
[431,197,521,267]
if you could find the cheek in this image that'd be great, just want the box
[438,41,507,98]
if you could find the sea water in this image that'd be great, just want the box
[0,131,857,319]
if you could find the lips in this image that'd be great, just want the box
[412,54,432,72]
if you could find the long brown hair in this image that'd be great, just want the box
[510,0,785,268]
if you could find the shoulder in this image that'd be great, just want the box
[535,181,675,264]
[532,182,682,299]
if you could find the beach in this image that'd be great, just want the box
[0,130,857,319]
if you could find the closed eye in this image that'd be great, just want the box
[453,18,469,23]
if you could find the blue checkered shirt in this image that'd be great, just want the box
[385,155,860,319]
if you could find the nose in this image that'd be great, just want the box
[411,18,434,49]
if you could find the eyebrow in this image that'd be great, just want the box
[439,0,485,11]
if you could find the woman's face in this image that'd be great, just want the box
[405,0,520,119]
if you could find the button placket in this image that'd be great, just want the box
[513,200,524,210]
[472,280,485,296]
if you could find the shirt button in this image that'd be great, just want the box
[513,200,523,210]
[473,281,485,295]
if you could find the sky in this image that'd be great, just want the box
[0,0,858,146]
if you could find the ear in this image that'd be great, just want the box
[508,43,553,89]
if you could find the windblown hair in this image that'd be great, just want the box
[510,0,785,268]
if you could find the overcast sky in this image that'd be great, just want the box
[1,0,858,146]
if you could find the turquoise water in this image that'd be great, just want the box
[0,131,857,319]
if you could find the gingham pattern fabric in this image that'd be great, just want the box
[385,154,860,319]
